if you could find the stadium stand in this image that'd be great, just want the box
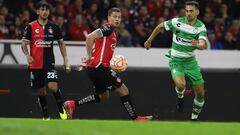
[0,0,239,49]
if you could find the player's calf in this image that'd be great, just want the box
[191,97,204,120]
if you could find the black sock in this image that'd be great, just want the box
[53,89,64,113]
[38,96,48,118]
[74,94,100,106]
[120,95,137,120]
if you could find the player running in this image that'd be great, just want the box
[64,7,152,121]
[144,1,207,120]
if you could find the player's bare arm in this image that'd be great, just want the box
[85,28,103,61]
[21,39,34,64]
[144,22,165,49]
[191,39,207,50]
[58,39,71,73]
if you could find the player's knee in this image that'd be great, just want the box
[121,86,129,96]
[114,84,129,96]
[196,89,205,97]
[99,91,109,102]
[47,82,58,92]
[175,82,185,90]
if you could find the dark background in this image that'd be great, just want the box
[0,65,240,122]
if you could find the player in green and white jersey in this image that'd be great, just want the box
[144,1,207,120]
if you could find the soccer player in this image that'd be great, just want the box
[21,1,70,120]
[64,7,152,121]
[144,1,207,120]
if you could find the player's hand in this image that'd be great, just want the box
[144,40,152,50]
[64,64,71,74]
[75,64,86,71]
[82,57,90,65]
[26,55,34,64]
[191,39,198,48]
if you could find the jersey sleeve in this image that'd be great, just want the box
[164,19,174,31]
[54,25,63,40]
[22,25,32,40]
[99,24,113,36]
[198,25,207,41]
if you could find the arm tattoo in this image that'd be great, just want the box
[21,40,29,56]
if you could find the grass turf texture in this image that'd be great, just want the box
[0,118,240,135]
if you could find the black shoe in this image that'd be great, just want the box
[191,118,199,121]
[177,98,184,112]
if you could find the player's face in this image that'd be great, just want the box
[108,12,122,27]
[185,5,199,22]
[37,7,50,20]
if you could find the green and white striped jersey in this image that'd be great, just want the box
[164,17,207,59]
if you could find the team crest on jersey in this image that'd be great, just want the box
[116,78,121,83]
[35,29,39,33]
[110,43,116,51]
[48,28,53,34]
[193,28,198,34]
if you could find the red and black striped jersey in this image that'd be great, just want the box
[88,23,117,68]
[22,20,63,69]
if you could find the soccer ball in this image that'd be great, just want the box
[110,55,128,72]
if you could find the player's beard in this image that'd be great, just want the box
[41,14,49,20]
[187,15,196,23]
[114,22,120,27]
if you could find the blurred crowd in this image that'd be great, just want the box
[0,0,239,50]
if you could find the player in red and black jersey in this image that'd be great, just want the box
[21,1,70,120]
[64,7,152,121]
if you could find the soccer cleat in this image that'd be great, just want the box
[191,118,199,121]
[42,117,50,121]
[59,107,68,120]
[177,98,184,112]
[134,115,153,121]
[63,100,76,119]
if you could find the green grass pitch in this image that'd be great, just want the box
[0,118,240,135]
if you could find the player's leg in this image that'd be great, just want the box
[71,66,108,106]
[185,60,205,120]
[114,83,152,121]
[191,84,205,120]
[63,66,105,118]
[46,68,67,119]
[173,76,186,112]
[113,83,137,120]
[64,91,103,119]
[30,70,49,119]
[108,68,152,121]
[71,91,103,107]
[169,60,186,112]
[36,87,49,120]
[173,76,186,98]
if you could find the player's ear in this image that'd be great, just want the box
[196,9,199,16]
[107,15,111,22]
[36,9,40,15]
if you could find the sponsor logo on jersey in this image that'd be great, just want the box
[176,36,191,44]
[110,43,116,51]
[34,39,52,47]
[48,28,53,34]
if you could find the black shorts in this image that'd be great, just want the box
[87,65,123,94]
[29,68,58,89]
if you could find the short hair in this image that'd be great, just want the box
[108,7,121,16]
[36,1,50,10]
[185,1,199,10]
